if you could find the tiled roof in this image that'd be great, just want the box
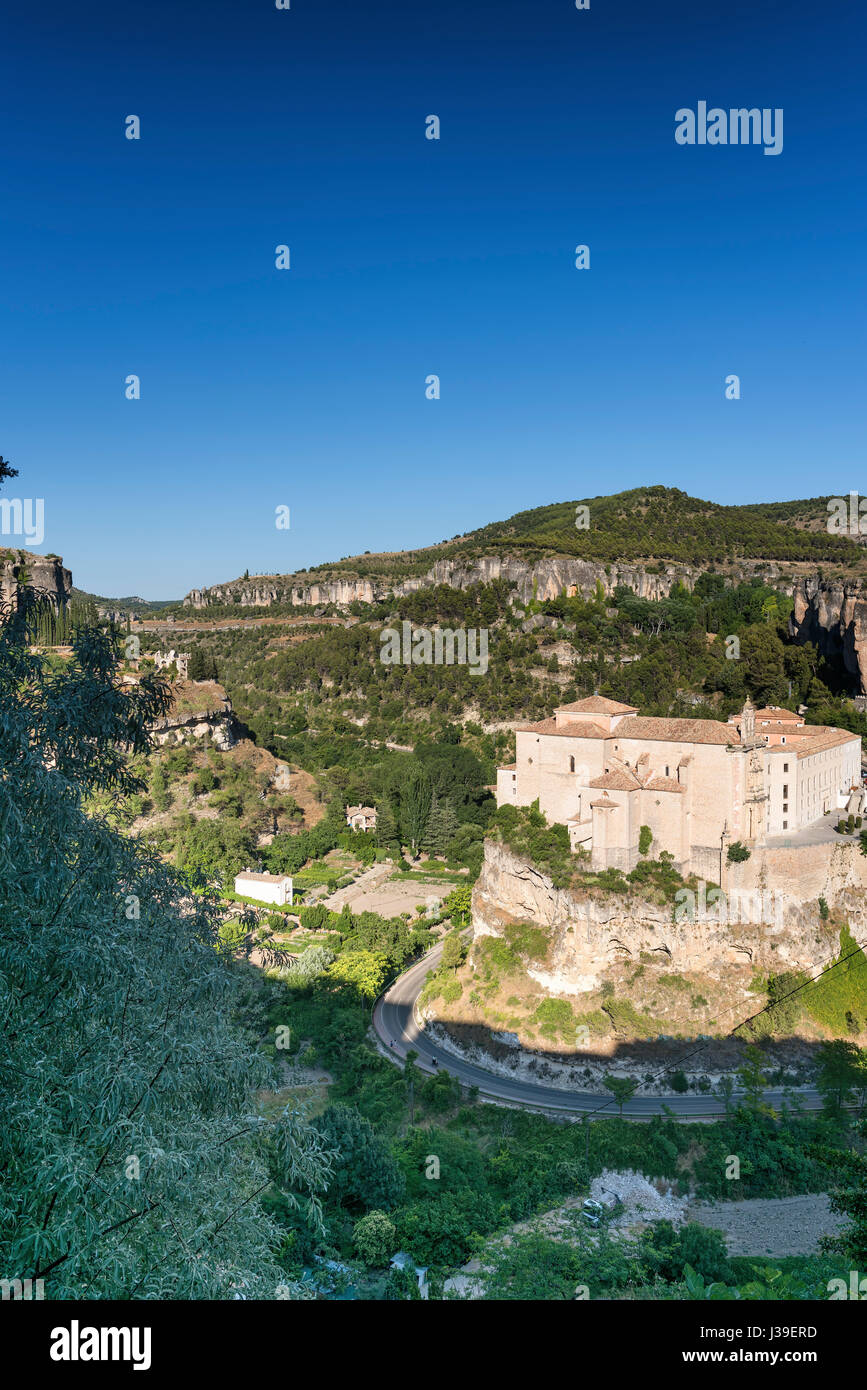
[614,716,741,746]
[645,776,686,793]
[236,871,291,884]
[515,718,610,739]
[589,769,642,791]
[794,729,860,757]
[556,696,638,715]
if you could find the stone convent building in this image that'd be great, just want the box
[496,697,861,880]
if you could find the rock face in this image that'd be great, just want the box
[472,839,865,995]
[184,555,709,611]
[184,551,807,614]
[150,682,237,750]
[0,549,72,612]
[790,576,867,694]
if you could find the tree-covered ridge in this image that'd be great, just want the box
[469,486,864,566]
[70,586,180,617]
[196,486,866,601]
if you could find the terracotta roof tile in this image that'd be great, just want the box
[614,716,740,746]
[645,776,686,793]
[589,770,642,791]
[556,696,638,715]
[515,718,610,739]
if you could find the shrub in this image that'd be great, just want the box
[353,1210,396,1267]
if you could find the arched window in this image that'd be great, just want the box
[570,756,575,773]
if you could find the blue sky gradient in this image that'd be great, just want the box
[1,0,864,596]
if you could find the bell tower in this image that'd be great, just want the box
[741,698,756,745]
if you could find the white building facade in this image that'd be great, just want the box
[233,871,294,906]
[496,697,861,879]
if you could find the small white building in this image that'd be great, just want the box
[234,870,293,906]
[346,804,377,831]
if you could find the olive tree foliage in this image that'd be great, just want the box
[0,601,334,1299]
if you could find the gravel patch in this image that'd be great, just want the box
[686,1193,846,1258]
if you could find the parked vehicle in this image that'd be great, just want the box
[581,1190,622,1228]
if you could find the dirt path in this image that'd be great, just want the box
[324,863,451,918]
[686,1193,846,1257]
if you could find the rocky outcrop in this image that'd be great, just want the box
[472,839,865,996]
[184,577,377,609]
[0,549,72,612]
[184,555,708,612]
[183,550,808,614]
[790,576,867,694]
[150,681,237,750]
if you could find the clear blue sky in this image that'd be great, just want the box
[1,0,864,597]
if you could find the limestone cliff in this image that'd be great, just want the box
[184,555,712,612]
[790,575,867,694]
[471,838,866,996]
[0,549,72,612]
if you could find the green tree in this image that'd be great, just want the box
[739,625,787,705]
[353,1210,397,1267]
[401,769,433,852]
[441,931,467,971]
[314,1105,405,1213]
[374,798,399,850]
[603,1074,638,1117]
[325,949,389,1002]
[813,1133,867,1265]
[421,793,459,854]
[815,1040,866,1116]
[443,883,472,927]
[0,600,333,1298]
[149,762,172,812]
[737,1043,769,1110]
[187,647,207,681]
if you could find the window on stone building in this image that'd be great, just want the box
[783,785,788,798]
[570,756,575,773]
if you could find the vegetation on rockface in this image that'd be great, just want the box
[488,801,690,905]
[743,930,867,1044]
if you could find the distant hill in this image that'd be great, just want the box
[461,487,860,565]
[71,587,180,617]
[186,487,866,608]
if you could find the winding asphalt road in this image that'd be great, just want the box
[372,942,827,1120]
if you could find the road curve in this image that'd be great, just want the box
[372,942,826,1120]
